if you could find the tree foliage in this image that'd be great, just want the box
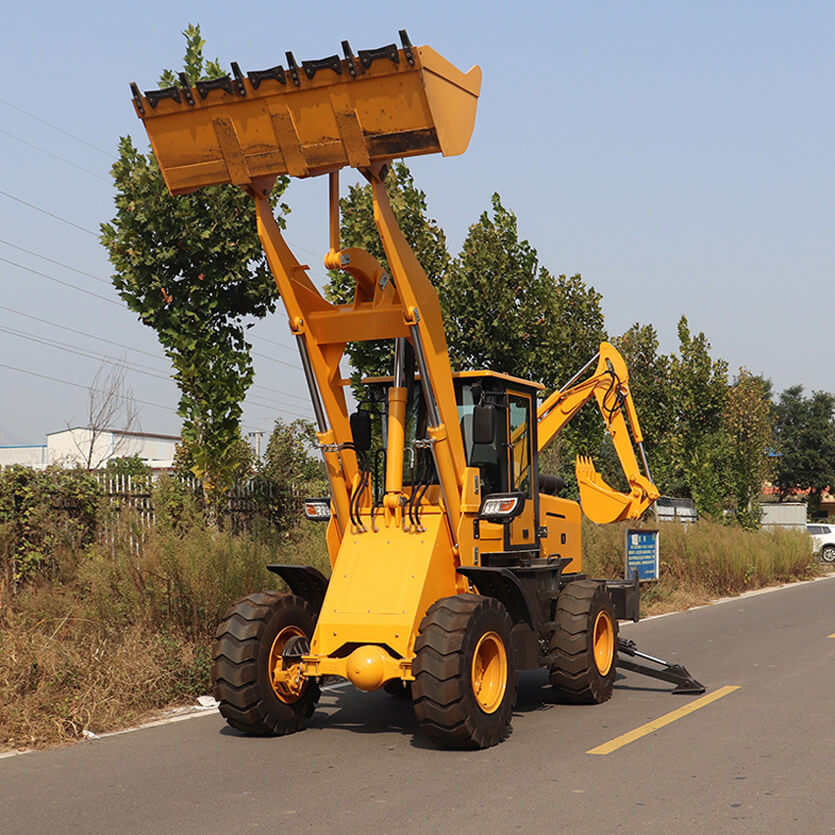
[261,418,326,494]
[724,370,774,527]
[327,161,450,379]
[773,386,835,515]
[101,25,289,499]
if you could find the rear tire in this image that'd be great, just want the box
[211,592,320,736]
[412,594,517,749]
[821,545,835,563]
[550,581,618,705]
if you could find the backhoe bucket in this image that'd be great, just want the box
[575,455,633,525]
[130,32,482,194]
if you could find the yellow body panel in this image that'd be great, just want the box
[538,494,583,573]
[312,512,462,663]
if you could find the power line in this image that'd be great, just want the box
[0,360,268,434]
[0,127,109,182]
[0,238,112,286]
[0,302,312,406]
[0,96,116,158]
[0,255,121,306]
[0,189,99,237]
[0,325,311,420]
[0,361,177,415]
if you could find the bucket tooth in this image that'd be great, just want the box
[358,42,399,71]
[130,82,145,115]
[285,51,301,86]
[145,85,181,109]
[302,54,343,80]
[230,62,247,96]
[177,73,195,105]
[399,30,415,66]
[341,40,359,77]
[247,64,286,89]
[195,75,235,100]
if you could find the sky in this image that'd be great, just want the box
[1,1,833,447]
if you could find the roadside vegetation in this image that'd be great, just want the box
[0,468,820,751]
[0,472,328,751]
[583,518,819,615]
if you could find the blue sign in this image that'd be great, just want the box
[625,528,659,582]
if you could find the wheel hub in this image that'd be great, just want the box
[268,625,308,703]
[471,631,507,714]
[593,610,614,676]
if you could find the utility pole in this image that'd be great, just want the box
[247,430,264,460]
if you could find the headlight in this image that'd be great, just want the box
[303,498,331,521]
[479,493,525,522]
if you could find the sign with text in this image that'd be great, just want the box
[625,528,659,582]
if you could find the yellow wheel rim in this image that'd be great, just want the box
[268,625,307,703]
[471,631,507,714]
[593,611,614,676]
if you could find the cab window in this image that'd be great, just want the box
[507,393,531,497]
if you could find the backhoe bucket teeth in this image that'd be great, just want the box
[575,455,632,524]
[129,32,482,194]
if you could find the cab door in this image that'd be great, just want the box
[506,390,536,548]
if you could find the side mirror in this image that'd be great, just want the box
[472,404,496,445]
[350,411,371,451]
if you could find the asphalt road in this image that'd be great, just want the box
[3,575,834,834]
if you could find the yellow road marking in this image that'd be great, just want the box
[586,686,741,755]
[828,633,835,639]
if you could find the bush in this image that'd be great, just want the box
[582,517,818,615]
[0,476,329,750]
[0,466,102,583]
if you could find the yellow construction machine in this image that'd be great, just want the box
[130,31,702,749]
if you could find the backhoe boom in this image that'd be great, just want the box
[537,342,659,524]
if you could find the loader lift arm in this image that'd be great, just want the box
[537,341,659,524]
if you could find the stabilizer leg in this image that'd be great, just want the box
[617,638,705,695]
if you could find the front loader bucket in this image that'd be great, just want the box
[130,31,482,194]
[575,455,633,525]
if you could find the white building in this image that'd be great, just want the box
[0,428,180,470]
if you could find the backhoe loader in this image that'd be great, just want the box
[129,31,702,749]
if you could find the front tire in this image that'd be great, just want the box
[821,545,835,563]
[412,594,517,749]
[211,592,320,736]
[550,581,618,705]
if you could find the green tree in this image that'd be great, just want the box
[442,193,558,380]
[666,317,731,515]
[443,194,606,483]
[612,323,672,484]
[262,418,326,493]
[724,370,775,528]
[773,386,835,516]
[327,161,450,379]
[101,25,289,502]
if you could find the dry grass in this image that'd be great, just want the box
[0,516,329,751]
[582,517,820,616]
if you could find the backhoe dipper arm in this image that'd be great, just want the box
[537,342,659,524]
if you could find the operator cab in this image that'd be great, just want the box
[354,370,559,558]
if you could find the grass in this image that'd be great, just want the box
[0,509,821,751]
[582,517,820,615]
[0,512,329,751]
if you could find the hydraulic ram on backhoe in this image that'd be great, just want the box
[130,31,702,750]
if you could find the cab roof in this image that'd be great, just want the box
[352,369,545,391]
